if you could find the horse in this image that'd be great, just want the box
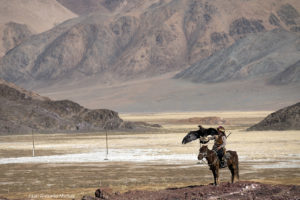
[198,145,239,185]
[182,125,218,144]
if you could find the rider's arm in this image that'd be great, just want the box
[219,136,227,148]
[208,136,216,140]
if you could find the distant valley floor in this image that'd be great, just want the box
[34,73,300,112]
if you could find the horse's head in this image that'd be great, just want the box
[198,145,208,160]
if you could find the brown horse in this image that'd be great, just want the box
[198,145,239,185]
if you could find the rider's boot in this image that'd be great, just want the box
[220,157,227,168]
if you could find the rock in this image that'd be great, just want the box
[102,0,125,11]
[95,188,112,199]
[247,102,300,131]
[277,4,300,26]
[95,189,104,199]
[269,13,280,27]
[210,32,229,52]
[229,17,265,40]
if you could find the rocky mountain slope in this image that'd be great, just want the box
[0,22,33,58]
[0,0,77,59]
[0,79,129,134]
[0,0,299,88]
[56,0,122,15]
[174,29,300,84]
[57,0,167,15]
[247,102,300,131]
[0,0,77,33]
[270,60,300,85]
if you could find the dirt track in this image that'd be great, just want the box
[83,181,300,200]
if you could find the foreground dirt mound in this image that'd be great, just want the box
[83,181,300,200]
[247,102,300,131]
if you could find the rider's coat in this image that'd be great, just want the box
[209,133,226,151]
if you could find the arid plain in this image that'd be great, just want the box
[0,111,299,200]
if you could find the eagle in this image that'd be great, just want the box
[182,125,218,144]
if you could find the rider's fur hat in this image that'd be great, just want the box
[217,126,225,133]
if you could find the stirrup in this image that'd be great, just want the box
[220,159,227,168]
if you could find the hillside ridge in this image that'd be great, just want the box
[0,79,125,134]
[247,102,300,131]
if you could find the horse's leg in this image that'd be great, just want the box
[216,168,220,185]
[212,169,218,185]
[235,162,239,181]
[213,167,220,185]
[228,164,234,183]
[234,154,239,181]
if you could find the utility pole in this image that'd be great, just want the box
[104,128,108,160]
[32,129,35,157]
[30,106,37,157]
[104,122,111,160]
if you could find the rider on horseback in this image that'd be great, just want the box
[208,126,227,168]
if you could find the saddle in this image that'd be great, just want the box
[225,152,231,159]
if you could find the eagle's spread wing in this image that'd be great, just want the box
[182,131,199,144]
[207,128,218,136]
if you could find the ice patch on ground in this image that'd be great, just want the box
[0,149,198,164]
[252,161,300,169]
[1,148,299,167]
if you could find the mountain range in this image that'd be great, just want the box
[0,0,299,112]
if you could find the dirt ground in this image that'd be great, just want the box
[0,112,299,200]
[82,181,300,200]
